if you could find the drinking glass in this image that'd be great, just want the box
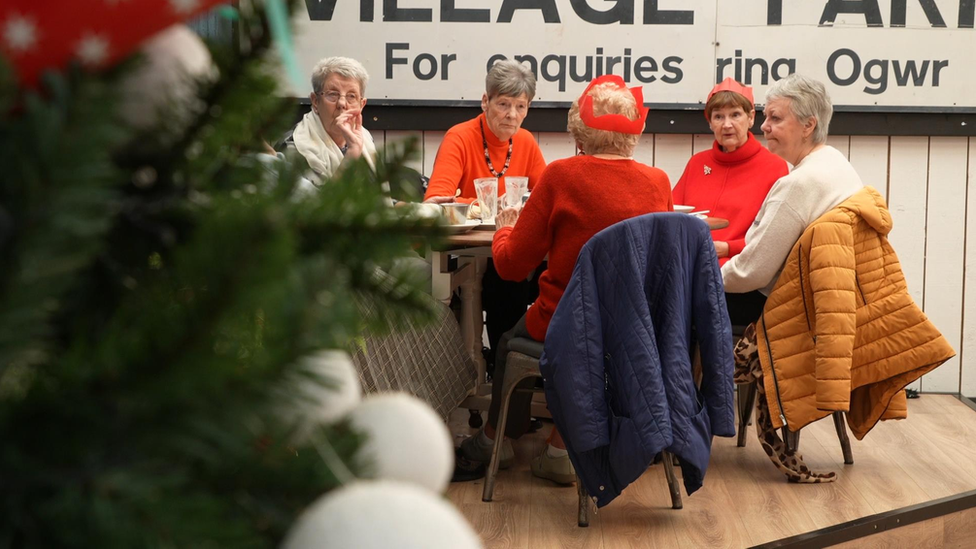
[474,177,498,224]
[503,177,529,211]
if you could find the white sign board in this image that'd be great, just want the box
[292,0,976,110]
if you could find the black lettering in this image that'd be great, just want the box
[734,49,742,82]
[570,0,634,24]
[386,43,410,79]
[498,0,561,23]
[362,0,374,21]
[644,0,693,24]
[596,47,604,75]
[662,56,683,83]
[413,53,438,80]
[961,0,975,28]
[893,59,929,86]
[827,48,861,86]
[891,0,946,27]
[716,57,733,81]
[540,54,568,91]
[932,59,948,86]
[441,0,490,22]
[305,0,338,20]
[767,0,782,25]
[569,56,593,83]
[514,55,540,79]
[745,58,769,86]
[635,56,658,83]
[441,54,457,80]
[486,54,508,73]
[384,0,432,22]
[623,48,633,81]
[606,56,623,75]
[771,58,796,80]
[863,59,888,94]
[820,0,883,27]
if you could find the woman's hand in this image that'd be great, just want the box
[423,196,456,204]
[714,240,730,258]
[335,109,365,158]
[496,207,520,229]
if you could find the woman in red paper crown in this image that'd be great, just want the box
[455,74,673,485]
[672,78,789,326]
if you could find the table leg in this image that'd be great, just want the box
[459,256,488,384]
[429,250,453,307]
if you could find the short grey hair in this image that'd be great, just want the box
[486,59,536,101]
[764,74,832,144]
[311,56,369,96]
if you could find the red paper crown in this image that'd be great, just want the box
[578,74,649,135]
[0,0,226,87]
[705,78,755,118]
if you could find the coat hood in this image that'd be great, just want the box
[838,186,892,235]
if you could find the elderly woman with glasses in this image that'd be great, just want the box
[455,75,673,485]
[423,59,546,204]
[288,56,377,180]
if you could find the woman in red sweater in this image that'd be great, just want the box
[457,75,673,485]
[672,78,788,325]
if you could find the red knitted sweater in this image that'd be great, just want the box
[492,156,673,341]
[672,134,788,266]
[424,113,546,203]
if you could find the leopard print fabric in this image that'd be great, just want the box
[733,323,837,483]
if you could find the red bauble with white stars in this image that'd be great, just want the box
[0,0,226,87]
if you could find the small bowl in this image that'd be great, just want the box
[440,203,470,225]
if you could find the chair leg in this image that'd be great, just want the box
[661,450,683,509]
[782,425,800,454]
[833,411,854,465]
[577,473,589,527]
[482,377,521,502]
[737,382,757,448]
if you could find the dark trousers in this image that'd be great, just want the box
[486,314,540,440]
[481,259,541,378]
[725,290,767,327]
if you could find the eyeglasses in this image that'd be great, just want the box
[317,91,362,104]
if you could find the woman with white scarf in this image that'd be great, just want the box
[289,56,377,180]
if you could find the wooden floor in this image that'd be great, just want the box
[447,394,976,548]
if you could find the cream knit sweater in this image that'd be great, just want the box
[721,145,864,295]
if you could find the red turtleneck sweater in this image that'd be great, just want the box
[672,133,789,265]
[492,156,673,341]
[424,113,546,203]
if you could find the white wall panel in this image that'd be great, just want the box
[422,131,445,178]
[827,135,850,159]
[849,136,890,201]
[964,139,976,397]
[693,133,714,155]
[538,132,576,165]
[385,130,424,174]
[633,134,655,168]
[922,137,967,392]
[882,137,930,392]
[654,134,694,188]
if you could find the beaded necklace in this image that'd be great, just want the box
[479,119,513,178]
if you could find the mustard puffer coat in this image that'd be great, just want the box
[756,186,954,440]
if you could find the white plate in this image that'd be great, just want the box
[445,219,481,234]
[673,204,696,213]
[474,220,496,230]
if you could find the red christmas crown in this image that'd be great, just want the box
[1,0,227,87]
[578,74,649,135]
[705,78,755,119]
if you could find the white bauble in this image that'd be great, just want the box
[281,480,482,549]
[346,393,453,494]
[119,25,217,130]
[280,350,362,439]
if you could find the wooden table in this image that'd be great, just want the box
[429,216,730,420]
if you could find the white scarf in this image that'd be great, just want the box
[292,110,376,179]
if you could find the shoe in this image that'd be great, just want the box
[531,450,576,485]
[459,431,515,469]
[451,448,486,482]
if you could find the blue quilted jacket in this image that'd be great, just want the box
[539,213,735,508]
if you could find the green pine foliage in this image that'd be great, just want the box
[0,5,442,548]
